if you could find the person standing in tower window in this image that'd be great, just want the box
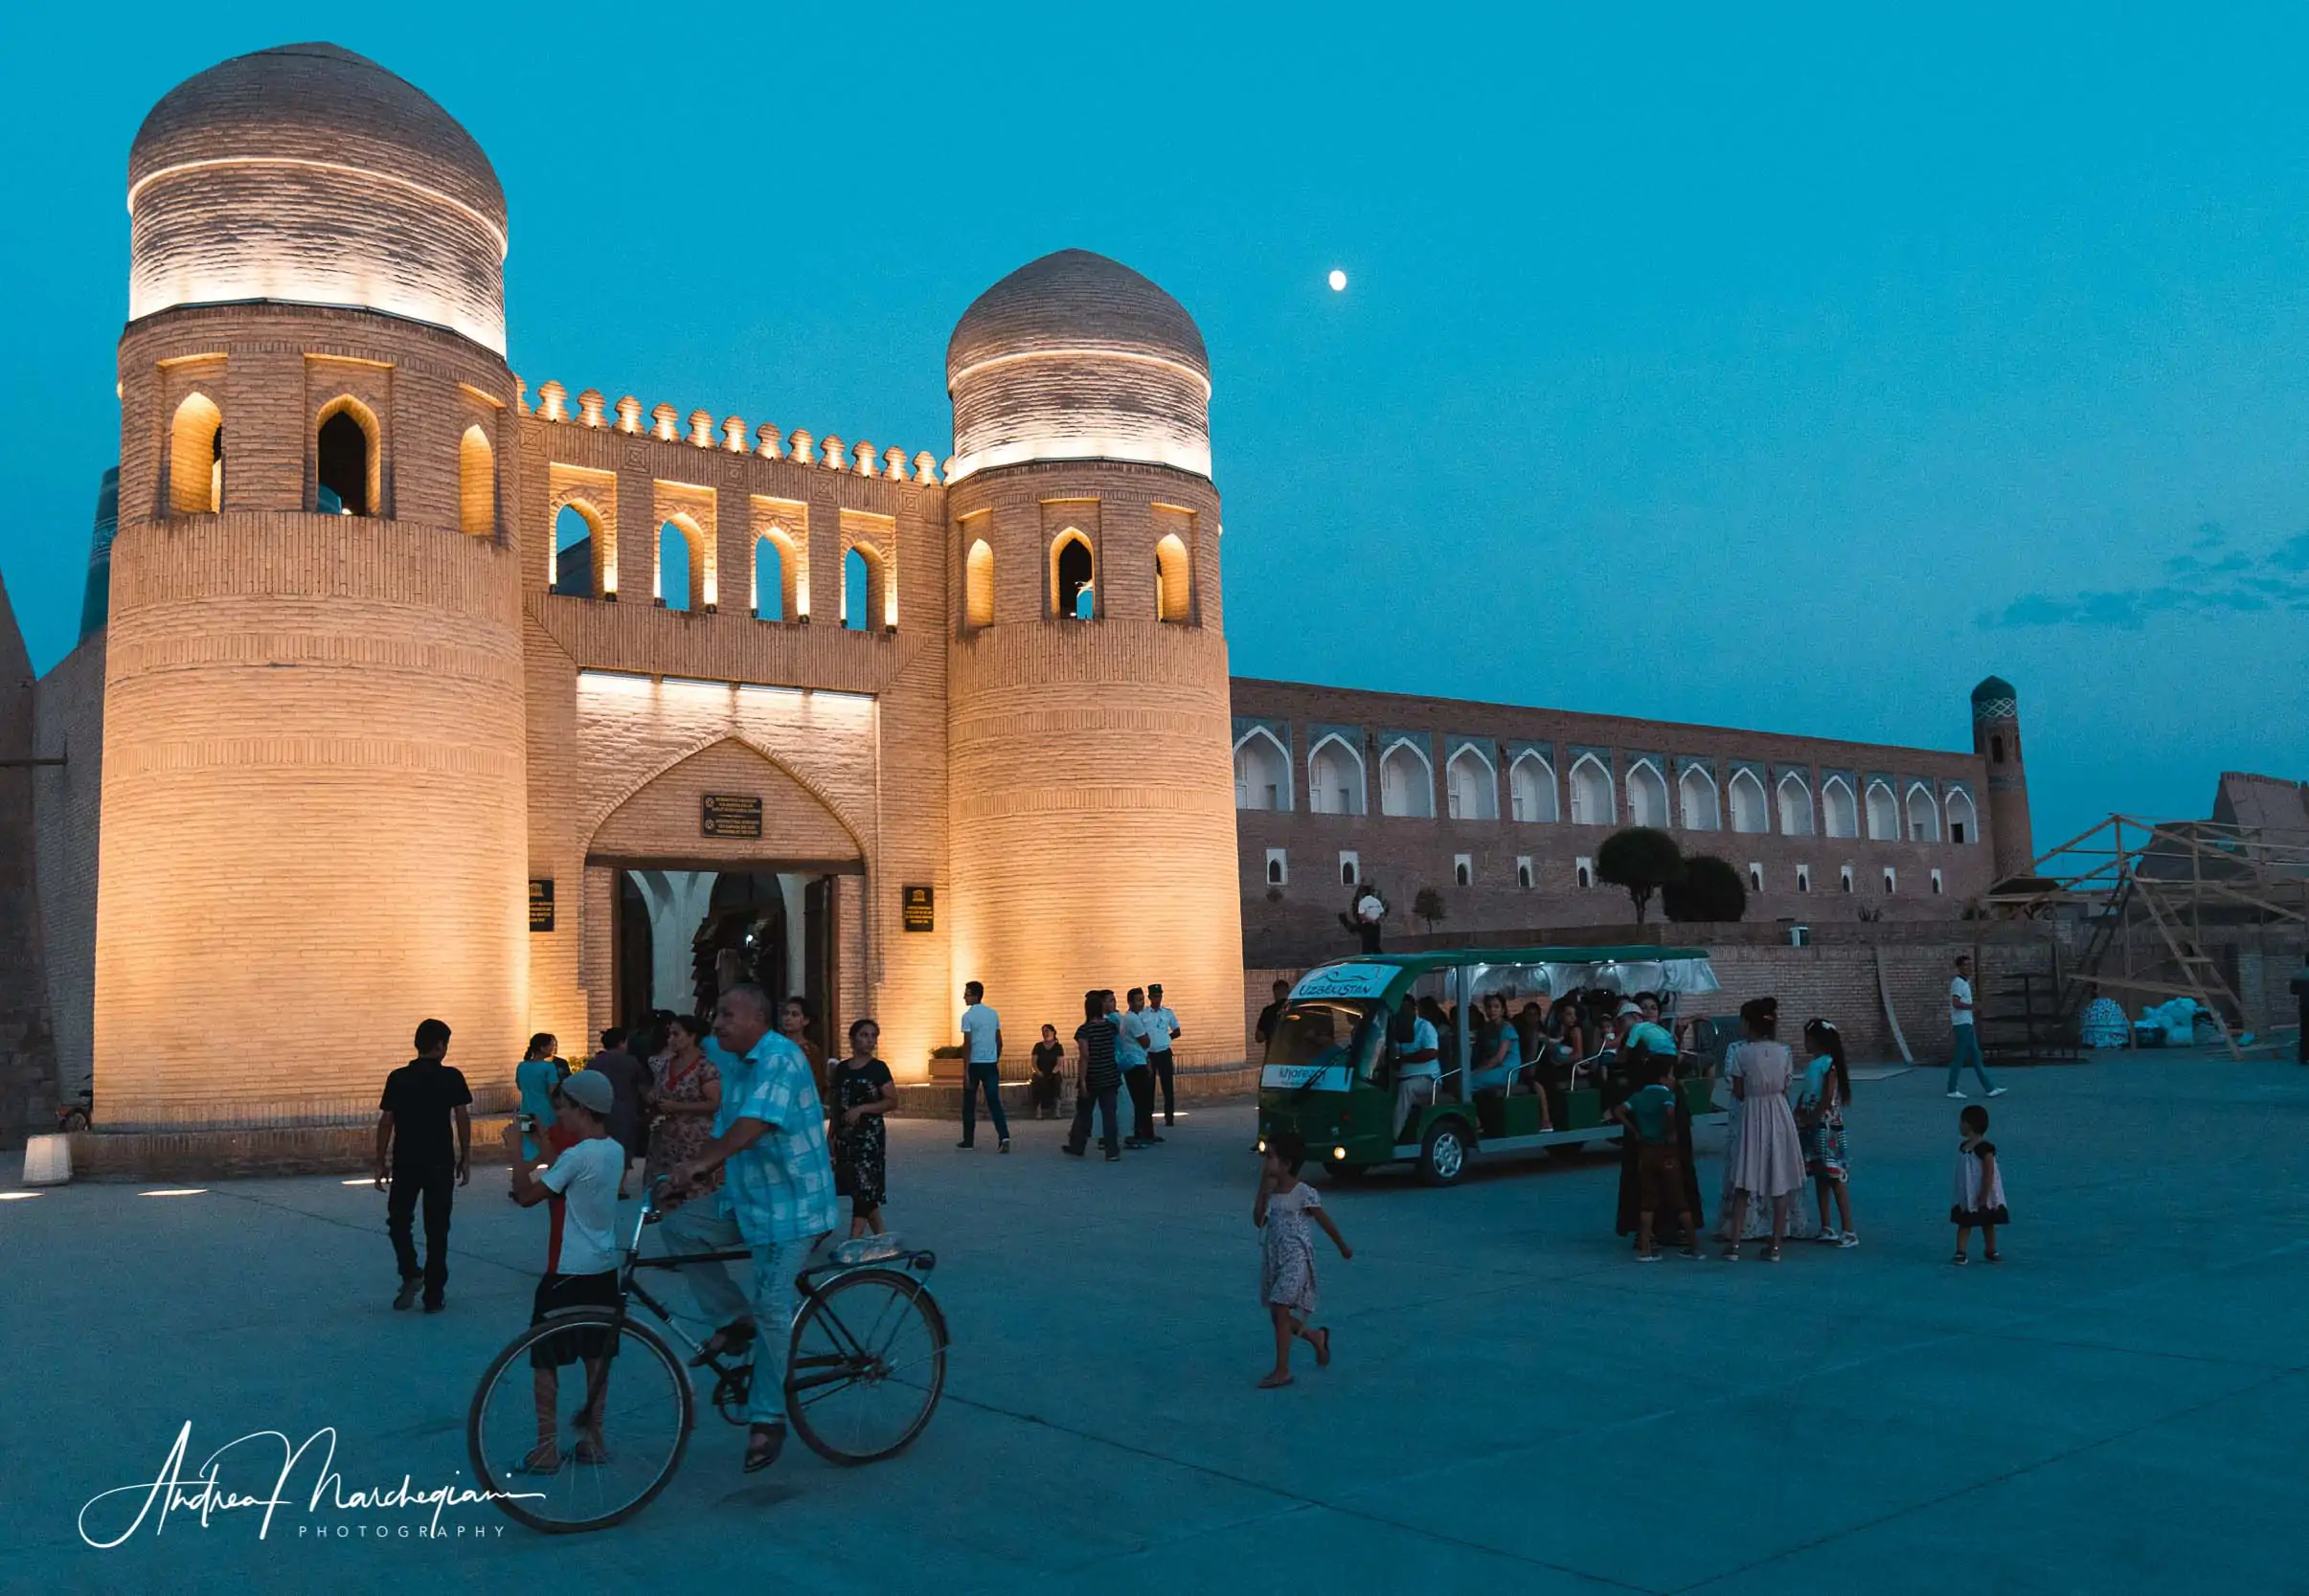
[1144,982,1182,1129]
[1944,955,2004,1099]
[957,980,1010,1153]
[1118,987,1159,1147]
[376,1018,471,1314]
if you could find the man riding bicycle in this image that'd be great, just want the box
[665,982,839,1473]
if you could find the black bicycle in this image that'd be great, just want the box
[465,1182,946,1534]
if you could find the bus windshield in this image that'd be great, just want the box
[1265,1000,1385,1082]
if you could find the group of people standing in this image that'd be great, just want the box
[1062,984,1184,1159]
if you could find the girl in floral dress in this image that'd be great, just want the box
[1799,1018,1858,1248]
[645,1014,720,1213]
[1253,1132,1352,1389]
[830,1019,894,1237]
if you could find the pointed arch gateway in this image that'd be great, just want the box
[1626,758,1669,829]
[1446,745,1498,820]
[1234,726,1291,812]
[588,736,867,865]
[1822,776,1859,839]
[1307,733,1367,816]
[1510,752,1558,823]
[1379,738,1435,818]
[1866,779,1900,841]
[1679,764,1720,831]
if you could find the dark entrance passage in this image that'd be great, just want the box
[611,865,847,1063]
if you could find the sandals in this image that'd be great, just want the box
[512,1442,563,1475]
[1309,1326,1332,1368]
[1256,1371,1295,1389]
[690,1319,757,1367]
[1983,1250,2003,1264]
[1763,1243,1782,1264]
[743,1423,786,1473]
[573,1436,611,1466]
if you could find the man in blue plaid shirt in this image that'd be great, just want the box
[670,982,837,1472]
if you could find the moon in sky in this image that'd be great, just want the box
[1327,268,1347,292]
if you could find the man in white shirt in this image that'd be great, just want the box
[1945,954,2004,1099]
[1394,1003,1443,1142]
[1143,981,1182,1129]
[502,1068,627,1473]
[957,980,1010,1153]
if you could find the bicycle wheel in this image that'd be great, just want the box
[466,1310,693,1534]
[784,1269,948,1465]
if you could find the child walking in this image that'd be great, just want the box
[1253,1132,1351,1388]
[1950,1103,2009,1264]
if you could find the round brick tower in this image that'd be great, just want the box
[95,44,529,1125]
[1971,674,2035,884]
[943,250,1245,1069]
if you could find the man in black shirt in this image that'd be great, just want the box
[1255,979,1292,1051]
[375,1018,473,1313]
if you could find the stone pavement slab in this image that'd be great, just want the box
[2,1050,2303,1595]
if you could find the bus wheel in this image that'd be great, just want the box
[1418,1119,1471,1187]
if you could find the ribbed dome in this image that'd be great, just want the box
[947,250,1208,386]
[126,44,509,354]
[945,250,1212,482]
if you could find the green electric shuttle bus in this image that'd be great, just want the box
[1256,947,1728,1185]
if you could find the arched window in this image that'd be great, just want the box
[1510,753,1558,823]
[1378,740,1434,818]
[1679,765,1720,831]
[1777,773,1814,837]
[843,546,870,630]
[1945,789,1978,845]
[1155,532,1190,621]
[458,425,494,536]
[1446,747,1498,820]
[1307,734,1367,816]
[1728,768,1770,834]
[1990,733,2005,764]
[552,502,598,598]
[1866,780,1900,841]
[1569,754,1614,826]
[169,393,223,516]
[754,533,786,620]
[1906,783,1940,843]
[1234,729,1290,811]
[658,520,702,611]
[1627,759,1669,829]
[964,539,995,629]
[1822,776,1859,839]
[1052,531,1094,618]
[316,398,376,515]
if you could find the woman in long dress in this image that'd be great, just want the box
[1719,997,1810,1261]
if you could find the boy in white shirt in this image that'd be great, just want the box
[503,1068,627,1473]
[957,980,1010,1153]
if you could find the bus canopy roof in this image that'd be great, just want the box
[1290,947,1720,1003]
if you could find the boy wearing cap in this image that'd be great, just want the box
[502,1068,627,1473]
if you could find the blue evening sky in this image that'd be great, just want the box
[3,4,2305,852]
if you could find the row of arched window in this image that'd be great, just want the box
[165,391,496,533]
[549,502,892,630]
[1234,731,1978,844]
[962,529,1193,628]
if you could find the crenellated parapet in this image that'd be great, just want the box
[519,377,945,483]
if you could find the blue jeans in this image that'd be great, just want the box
[962,1062,1009,1143]
[744,1237,810,1425]
[1946,1024,1997,1093]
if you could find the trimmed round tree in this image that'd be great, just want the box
[1664,854,1748,923]
[1596,826,1684,924]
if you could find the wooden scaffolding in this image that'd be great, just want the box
[1981,815,2309,1060]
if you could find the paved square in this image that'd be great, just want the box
[4,1051,2304,1594]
